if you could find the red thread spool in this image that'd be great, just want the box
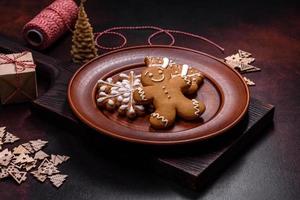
[23,0,78,50]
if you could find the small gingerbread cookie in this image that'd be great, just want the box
[133,57,206,129]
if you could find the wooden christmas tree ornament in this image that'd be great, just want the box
[49,174,68,188]
[0,148,13,166]
[24,160,37,171]
[3,132,19,144]
[0,168,9,179]
[71,0,98,63]
[9,170,27,184]
[29,139,48,152]
[0,127,5,149]
[21,142,35,153]
[13,145,30,155]
[31,170,47,182]
[34,150,49,160]
[0,127,5,136]
[50,154,70,166]
[0,127,70,187]
[38,158,60,176]
[6,165,18,173]
[11,162,25,170]
[14,153,35,164]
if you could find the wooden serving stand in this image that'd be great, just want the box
[0,35,274,190]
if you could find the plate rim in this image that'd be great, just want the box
[68,45,250,145]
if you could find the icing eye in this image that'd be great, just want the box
[149,73,153,77]
[158,70,163,74]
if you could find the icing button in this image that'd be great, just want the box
[162,86,166,89]
[167,95,171,99]
[164,91,168,94]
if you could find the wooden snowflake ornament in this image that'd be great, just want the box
[225,50,260,73]
[97,71,145,119]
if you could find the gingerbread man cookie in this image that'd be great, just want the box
[133,57,206,129]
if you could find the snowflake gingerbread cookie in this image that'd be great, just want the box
[96,71,145,119]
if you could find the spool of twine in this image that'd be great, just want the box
[23,0,78,50]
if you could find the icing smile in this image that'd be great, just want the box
[145,70,165,82]
[151,74,165,82]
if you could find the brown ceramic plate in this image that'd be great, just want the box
[68,45,249,145]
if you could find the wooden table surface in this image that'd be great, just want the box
[0,0,299,199]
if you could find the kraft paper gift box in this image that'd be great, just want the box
[0,51,37,104]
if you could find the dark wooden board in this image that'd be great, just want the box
[0,35,274,190]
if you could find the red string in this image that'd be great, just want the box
[94,26,224,53]
[0,51,36,72]
[23,0,78,49]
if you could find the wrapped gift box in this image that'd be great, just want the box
[0,51,37,104]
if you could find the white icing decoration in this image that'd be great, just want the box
[151,74,165,82]
[135,105,144,111]
[97,71,145,118]
[128,106,135,113]
[192,99,201,116]
[99,92,107,96]
[126,108,136,119]
[137,87,147,100]
[122,97,130,104]
[124,84,130,89]
[97,97,106,103]
[107,99,114,106]
[100,85,107,91]
[106,78,113,83]
[119,105,127,110]
[148,57,170,68]
[183,76,191,85]
[161,57,169,68]
[151,113,168,127]
[110,90,118,95]
[119,73,129,78]
[117,96,123,102]
[118,88,127,92]
[122,92,130,97]
[181,64,189,77]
